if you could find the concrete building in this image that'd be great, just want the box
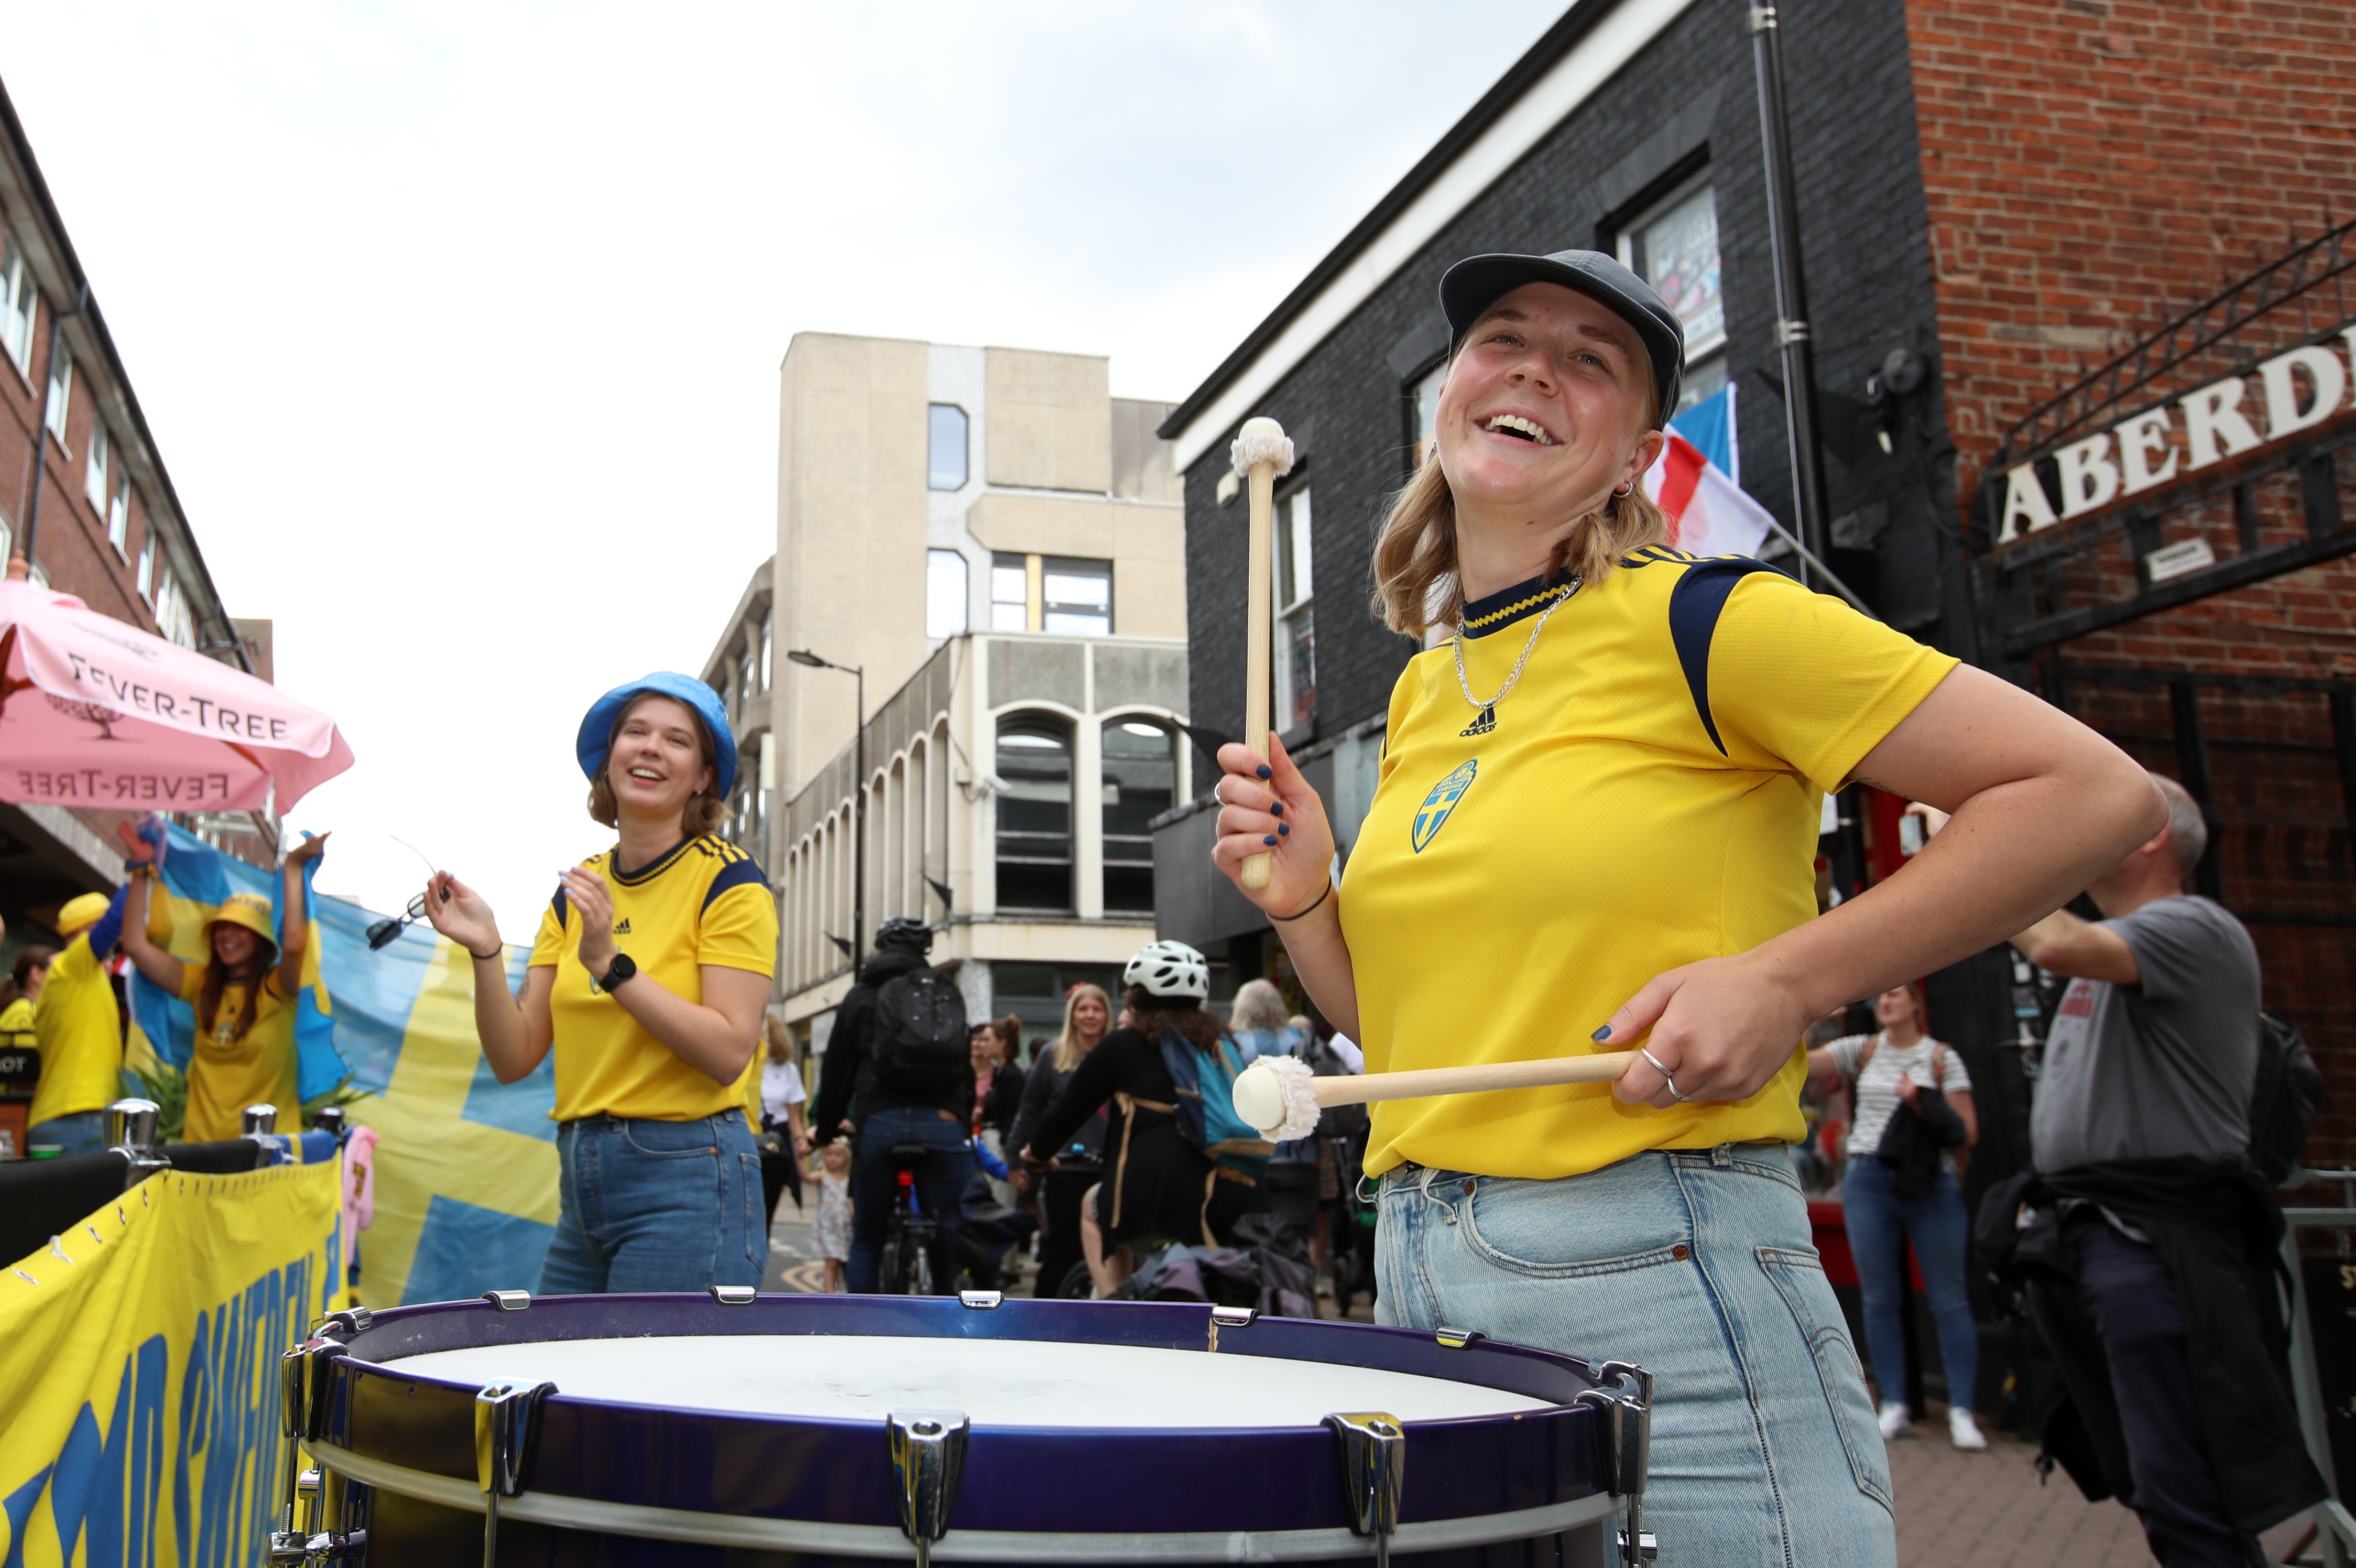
[1153,0,2356,1179]
[701,334,1193,1049]
[0,79,273,962]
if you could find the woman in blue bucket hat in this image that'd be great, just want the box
[426,672,778,1293]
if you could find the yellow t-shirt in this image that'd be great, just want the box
[1341,549,1959,1182]
[27,935,123,1127]
[530,835,778,1123]
[1,997,35,1052]
[179,962,300,1143]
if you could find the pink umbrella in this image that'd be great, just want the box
[0,579,353,813]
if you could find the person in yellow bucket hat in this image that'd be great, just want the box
[25,888,133,1156]
[119,834,330,1142]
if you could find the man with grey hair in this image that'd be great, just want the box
[2001,769,2322,1566]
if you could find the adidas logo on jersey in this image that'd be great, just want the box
[1459,705,1496,737]
[612,918,632,934]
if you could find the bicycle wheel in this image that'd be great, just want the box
[1057,1260,1096,1300]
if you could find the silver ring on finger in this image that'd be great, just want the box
[1639,1046,1694,1104]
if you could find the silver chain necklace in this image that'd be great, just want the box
[1452,575,1582,716]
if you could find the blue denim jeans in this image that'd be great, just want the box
[1840,1156,1978,1414]
[538,1113,766,1294]
[848,1106,973,1294]
[1377,1145,1895,1568]
[27,1110,107,1157]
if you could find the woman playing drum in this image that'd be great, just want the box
[1208,249,2162,1564]
[426,673,778,1294]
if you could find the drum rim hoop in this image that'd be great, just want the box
[309,1439,1620,1559]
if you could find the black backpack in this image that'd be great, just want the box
[2248,1011,2325,1184]
[869,968,969,1093]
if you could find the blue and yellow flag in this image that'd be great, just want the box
[125,824,346,1105]
[126,826,558,1305]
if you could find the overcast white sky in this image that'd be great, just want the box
[6,1,1561,930]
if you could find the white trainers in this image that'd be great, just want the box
[1949,1407,1989,1451]
[1877,1401,1910,1441]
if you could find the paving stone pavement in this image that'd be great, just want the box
[1883,1418,2312,1566]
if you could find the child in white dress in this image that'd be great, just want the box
[813,1140,852,1293]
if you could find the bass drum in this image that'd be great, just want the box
[289,1290,1651,1567]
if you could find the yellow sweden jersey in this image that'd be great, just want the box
[27,934,122,1128]
[1340,549,1958,1181]
[532,834,777,1122]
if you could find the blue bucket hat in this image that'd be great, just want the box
[577,672,738,798]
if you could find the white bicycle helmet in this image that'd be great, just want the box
[1125,939,1209,1000]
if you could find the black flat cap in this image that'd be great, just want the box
[1439,249,1685,421]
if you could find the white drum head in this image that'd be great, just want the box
[380,1334,1553,1428]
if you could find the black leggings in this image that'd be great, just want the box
[1033,1167,1099,1298]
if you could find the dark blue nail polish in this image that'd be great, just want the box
[1263,835,1278,846]
[1278,823,1290,836]
[1270,802,1284,816]
[1591,1025,1612,1041]
[1257,765,1272,779]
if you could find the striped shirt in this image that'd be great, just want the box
[1828,1032,1971,1168]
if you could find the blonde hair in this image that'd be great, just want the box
[764,1016,793,1063]
[587,692,732,839]
[1229,978,1291,1034]
[1052,983,1112,1073]
[1370,345,1671,637]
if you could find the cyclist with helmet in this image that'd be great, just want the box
[24,889,133,1155]
[1020,939,1270,1297]
[119,834,330,1141]
[423,673,777,1293]
[808,916,976,1293]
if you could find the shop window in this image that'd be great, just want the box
[44,346,70,443]
[995,715,1072,912]
[1619,174,1726,416]
[0,233,32,375]
[990,551,1029,631]
[1041,556,1111,636]
[929,403,968,491]
[1101,717,1176,913]
[1273,487,1314,728]
[927,548,969,637]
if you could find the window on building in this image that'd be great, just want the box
[995,715,1072,912]
[928,403,969,491]
[738,639,756,710]
[1041,557,1111,636]
[1101,717,1176,913]
[1619,175,1725,415]
[926,548,969,637]
[989,552,1029,631]
[155,565,193,648]
[1273,487,1314,728]
[136,541,152,599]
[85,421,109,513]
[1411,360,1447,469]
[0,234,34,376]
[107,474,129,556]
[43,346,70,443]
[759,612,772,689]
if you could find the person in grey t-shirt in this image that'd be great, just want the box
[2001,771,2273,1567]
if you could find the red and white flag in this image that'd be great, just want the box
[1641,431,1776,559]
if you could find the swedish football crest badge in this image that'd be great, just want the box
[1412,759,1478,853]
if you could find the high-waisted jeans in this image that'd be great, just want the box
[1377,1144,1896,1568]
[1839,1155,1978,1414]
[539,1112,767,1294]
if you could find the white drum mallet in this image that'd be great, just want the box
[1232,1050,1642,1141]
[1229,416,1295,892]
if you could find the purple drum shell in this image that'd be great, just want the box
[308,1293,1624,1566]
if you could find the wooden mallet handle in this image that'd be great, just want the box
[1311,1051,1640,1109]
[1230,417,1294,894]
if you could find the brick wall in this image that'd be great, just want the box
[1908,0,2356,1162]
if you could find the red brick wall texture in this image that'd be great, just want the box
[1905,0,2356,1164]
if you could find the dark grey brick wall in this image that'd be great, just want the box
[1180,0,1961,756]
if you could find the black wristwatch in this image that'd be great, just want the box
[598,953,638,992]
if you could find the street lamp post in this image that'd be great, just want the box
[788,648,866,964]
